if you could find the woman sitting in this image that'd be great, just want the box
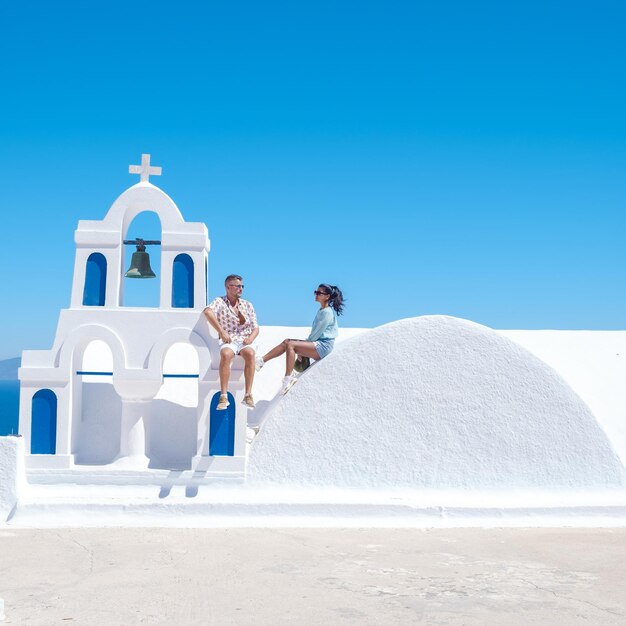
[256,284,345,393]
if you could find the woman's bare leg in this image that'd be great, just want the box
[284,340,321,376]
[262,339,291,363]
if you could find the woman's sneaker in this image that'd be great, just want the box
[246,425,260,443]
[216,394,229,410]
[281,374,298,395]
[255,356,264,372]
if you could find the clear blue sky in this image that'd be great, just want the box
[1,1,625,359]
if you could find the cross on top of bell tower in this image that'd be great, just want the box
[129,153,162,182]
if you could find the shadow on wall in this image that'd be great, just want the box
[74,382,122,465]
[246,395,285,430]
[148,399,197,470]
[246,364,320,430]
[75,385,197,469]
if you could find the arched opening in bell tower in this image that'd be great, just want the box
[122,211,162,308]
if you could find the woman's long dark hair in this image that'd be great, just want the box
[320,284,345,315]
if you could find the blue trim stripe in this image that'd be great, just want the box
[76,371,199,378]
[163,374,199,378]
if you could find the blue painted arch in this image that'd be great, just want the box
[209,392,235,456]
[172,254,194,308]
[82,252,107,306]
[31,389,57,454]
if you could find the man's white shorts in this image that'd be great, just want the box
[220,339,258,355]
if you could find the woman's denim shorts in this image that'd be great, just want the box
[314,338,335,359]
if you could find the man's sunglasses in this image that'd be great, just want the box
[228,284,244,289]
[314,290,330,296]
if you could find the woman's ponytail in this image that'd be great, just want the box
[327,285,345,315]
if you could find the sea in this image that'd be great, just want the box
[0,380,20,435]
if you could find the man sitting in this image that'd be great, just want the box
[204,274,259,409]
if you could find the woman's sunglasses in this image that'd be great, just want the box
[314,290,330,296]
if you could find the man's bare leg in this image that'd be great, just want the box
[240,348,256,395]
[219,349,235,395]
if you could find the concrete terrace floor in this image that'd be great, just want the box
[1,528,625,625]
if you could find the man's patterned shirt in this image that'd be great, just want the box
[206,296,258,341]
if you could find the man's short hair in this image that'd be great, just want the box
[224,274,243,284]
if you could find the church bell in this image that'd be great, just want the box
[124,239,158,279]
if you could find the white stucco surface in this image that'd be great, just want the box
[248,316,626,489]
[0,436,26,521]
[500,330,626,471]
[7,319,626,526]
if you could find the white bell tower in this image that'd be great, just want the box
[18,155,249,473]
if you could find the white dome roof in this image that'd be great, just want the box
[248,316,626,489]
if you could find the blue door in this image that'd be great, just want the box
[31,389,57,454]
[209,392,235,456]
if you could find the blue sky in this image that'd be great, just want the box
[0,1,625,359]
